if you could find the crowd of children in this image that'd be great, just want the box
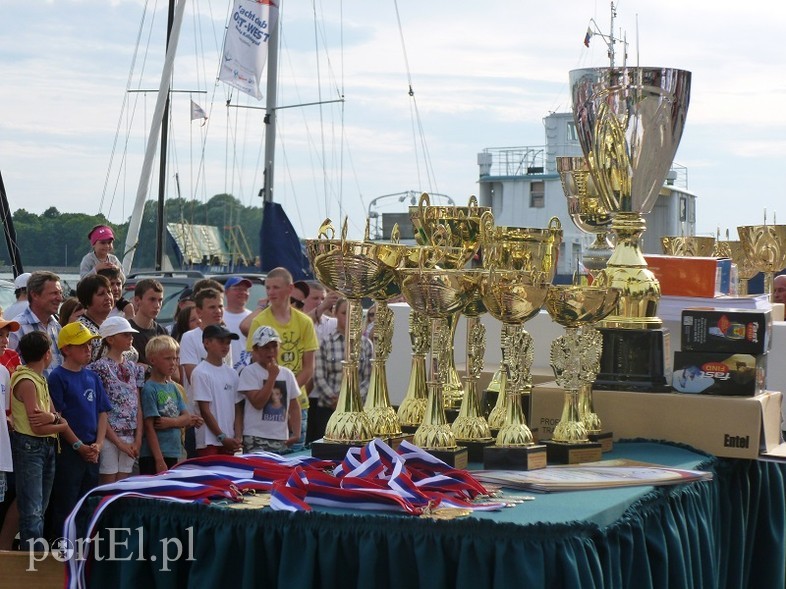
[0,225,367,550]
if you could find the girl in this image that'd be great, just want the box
[80,224,125,281]
[88,316,144,484]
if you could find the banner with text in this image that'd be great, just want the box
[218,0,278,100]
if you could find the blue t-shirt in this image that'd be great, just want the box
[140,381,186,459]
[48,365,112,444]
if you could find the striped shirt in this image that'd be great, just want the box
[8,306,62,378]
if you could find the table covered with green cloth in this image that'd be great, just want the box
[73,441,786,588]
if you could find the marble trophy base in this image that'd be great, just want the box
[543,440,603,464]
[588,431,614,453]
[425,446,469,469]
[593,327,671,392]
[455,439,496,463]
[310,438,368,461]
[483,444,547,471]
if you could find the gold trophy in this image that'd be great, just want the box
[556,155,614,277]
[480,269,550,470]
[661,236,715,257]
[399,266,480,468]
[480,211,563,425]
[570,66,691,392]
[396,310,430,433]
[450,272,494,461]
[714,233,759,295]
[306,219,405,459]
[543,285,620,463]
[409,193,489,413]
[738,220,786,301]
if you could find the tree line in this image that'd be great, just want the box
[1,194,264,271]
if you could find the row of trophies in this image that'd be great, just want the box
[305,65,786,470]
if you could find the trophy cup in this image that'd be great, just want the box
[571,66,691,392]
[450,272,495,461]
[556,155,614,277]
[661,236,715,257]
[480,212,563,426]
[738,221,786,301]
[715,234,759,295]
[543,285,620,463]
[306,219,405,459]
[480,269,550,470]
[409,194,489,413]
[399,267,479,468]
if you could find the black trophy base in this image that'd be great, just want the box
[455,439,496,463]
[385,433,414,450]
[483,444,547,471]
[425,446,469,469]
[544,440,603,465]
[401,424,420,435]
[482,390,499,417]
[588,431,614,453]
[594,327,672,392]
[310,438,367,461]
[444,408,460,424]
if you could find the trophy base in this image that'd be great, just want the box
[455,439,496,463]
[424,446,469,470]
[587,431,614,453]
[544,440,603,465]
[444,408,460,425]
[483,444,547,471]
[401,424,420,435]
[310,438,367,461]
[385,433,414,450]
[593,327,672,392]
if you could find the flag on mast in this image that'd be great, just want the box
[584,27,593,47]
[218,0,278,100]
[190,100,208,125]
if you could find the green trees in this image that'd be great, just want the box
[0,195,263,270]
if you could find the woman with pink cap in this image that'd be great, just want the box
[79,224,125,281]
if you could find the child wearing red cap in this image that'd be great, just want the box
[79,225,125,281]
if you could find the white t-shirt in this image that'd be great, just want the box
[192,361,241,448]
[223,309,251,368]
[0,364,12,472]
[237,362,299,441]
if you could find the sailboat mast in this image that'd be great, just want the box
[122,0,187,275]
[260,0,281,203]
[155,0,176,271]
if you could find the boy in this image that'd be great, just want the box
[128,279,167,366]
[139,336,201,474]
[10,331,69,548]
[192,325,242,456]
[238,326,301,454]
[48,322,111,542]
[239,268,318,451]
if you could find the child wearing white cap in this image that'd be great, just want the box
[87,317,145,484]
[4,273,31,320]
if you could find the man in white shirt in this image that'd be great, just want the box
[221,276,252,369]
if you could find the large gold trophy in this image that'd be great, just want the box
[738,221,786,301]
[543,285,619,463]
[306,219,405,459]
[399,267,480,468]
[714,234,759,295]
[556,155,614,277]
[408,194,489,413]
[570,66,691,391]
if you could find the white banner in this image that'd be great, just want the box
[218,0,278,100]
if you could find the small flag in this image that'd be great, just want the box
[190,100,208,125]
[584,27,593,47]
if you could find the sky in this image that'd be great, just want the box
[2,0,786,245]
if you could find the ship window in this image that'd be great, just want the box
[567,121,578,142]
[530,181,545,208]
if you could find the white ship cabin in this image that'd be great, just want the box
[476,112,698,281]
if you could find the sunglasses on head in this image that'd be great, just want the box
[290,297,304,309]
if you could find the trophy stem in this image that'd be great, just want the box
[495,324,535,447]
[578,383,601,434]
[764,271,775,302]
[323,298,373,443]
[487,369,506,430]
[552,390,588,443]
[398,310,429,428]
[452,315,492,441]
[442,313,464,409]
[596,212,661,329]
[363,300,401,436]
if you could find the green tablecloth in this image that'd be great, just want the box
[75,442,786,588]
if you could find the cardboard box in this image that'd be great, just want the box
[644,255,732,297]
[681,308,772,354]
[529,383,782,459]
[672,351,767,396]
